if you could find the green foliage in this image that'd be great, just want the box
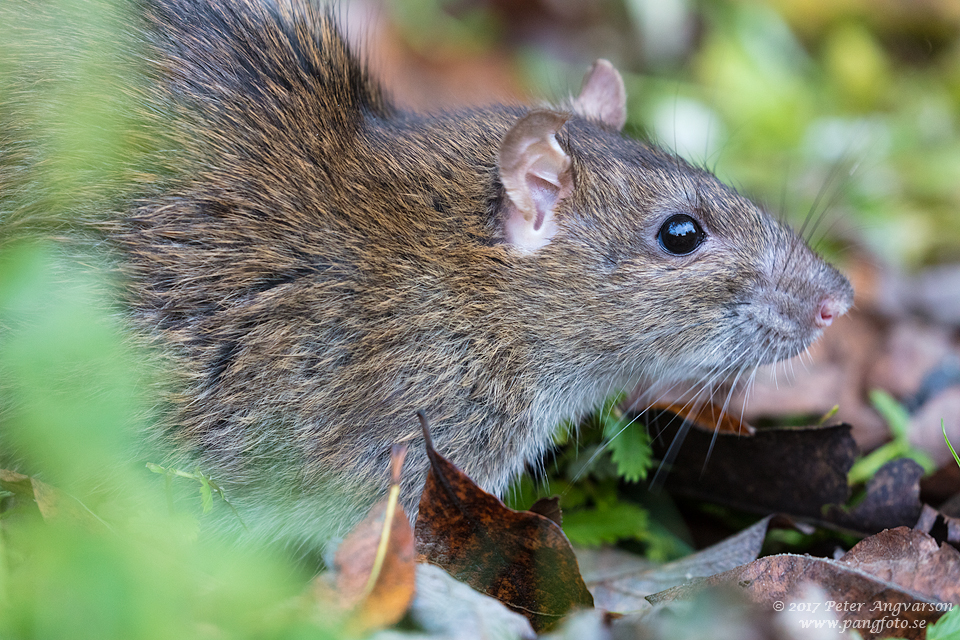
[147,463,247,526]
[0,0,139,239]
[620,2,960,267]
[507,396,688,556]
[848,390,936,484]
[0,246,140,496]
[870,389,912,440]
[818,404,840,425]
[561,503,649,547]
[387,0,500,52]
[598,397,654,484]
[0,247,343,639]
[928,605,960,640]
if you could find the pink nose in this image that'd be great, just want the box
[815,297,840,327]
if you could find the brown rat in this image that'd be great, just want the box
[115,0,853,549]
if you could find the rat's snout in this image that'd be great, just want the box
[815,295,845,327]
[812,267,854,328]
[745,243,854,364]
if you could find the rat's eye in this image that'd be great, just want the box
[658,214,705,255]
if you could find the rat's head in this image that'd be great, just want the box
[495,61,853,384]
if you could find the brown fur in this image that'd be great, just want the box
[113,0,853,548]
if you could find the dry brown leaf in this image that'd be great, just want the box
[648,527,959,640]
[403,563,537,640]
[917,498,960,545]
[413,413,593,633]
[825,458,925,534]
[584,516,773,613]
[323,445,416,636]
[838,527,960,603]
[648,401,755,436]
[529,496,562,527]
[866,320,956,401]
[647,419,856,521]
[921,463,960,511]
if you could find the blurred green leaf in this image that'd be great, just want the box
[848,390,936,484]
[562,503,649,547]
[823,22,891,110]
[870,389,911,440]
[928,605,960,640]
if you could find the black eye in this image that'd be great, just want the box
[657,214,705,255]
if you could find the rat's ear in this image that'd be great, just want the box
[498,110,573,252]
[572,59,627,131]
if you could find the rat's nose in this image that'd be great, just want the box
[815,296,844,327]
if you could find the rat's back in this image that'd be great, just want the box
[118,0,533,546]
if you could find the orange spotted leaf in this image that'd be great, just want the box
[414,413,593,633]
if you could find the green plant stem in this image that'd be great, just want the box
[945,420,960,469]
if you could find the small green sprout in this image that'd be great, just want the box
[147,463,244,527]
[818,404,840,425]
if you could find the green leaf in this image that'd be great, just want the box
[605,421,653,483]
[594,394,653,483]
[850,390,937,484]
[197,472,214,514]
[869,389,910,440]
[640,520,694,563]
[928,605,960,640]
[561,503,649,547]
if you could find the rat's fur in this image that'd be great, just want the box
[113,0,852,549]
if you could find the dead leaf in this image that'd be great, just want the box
[866,320,956,402]
[325,444,416,636]
[646,418,856,520]
[541,608,615,640]
[620,586,781,640]
[838,527,960,603]
[917,503,941,533]
[879,263,960,327]
[584,516,774,613]
[402,563,536,640]
[529,496,562,527]
[921,463,960,514]
[648,527,960,640]
[413,413,593,633]
[825,458,925,534]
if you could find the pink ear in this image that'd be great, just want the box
[572,59,627,131]
[498,110,573,252]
